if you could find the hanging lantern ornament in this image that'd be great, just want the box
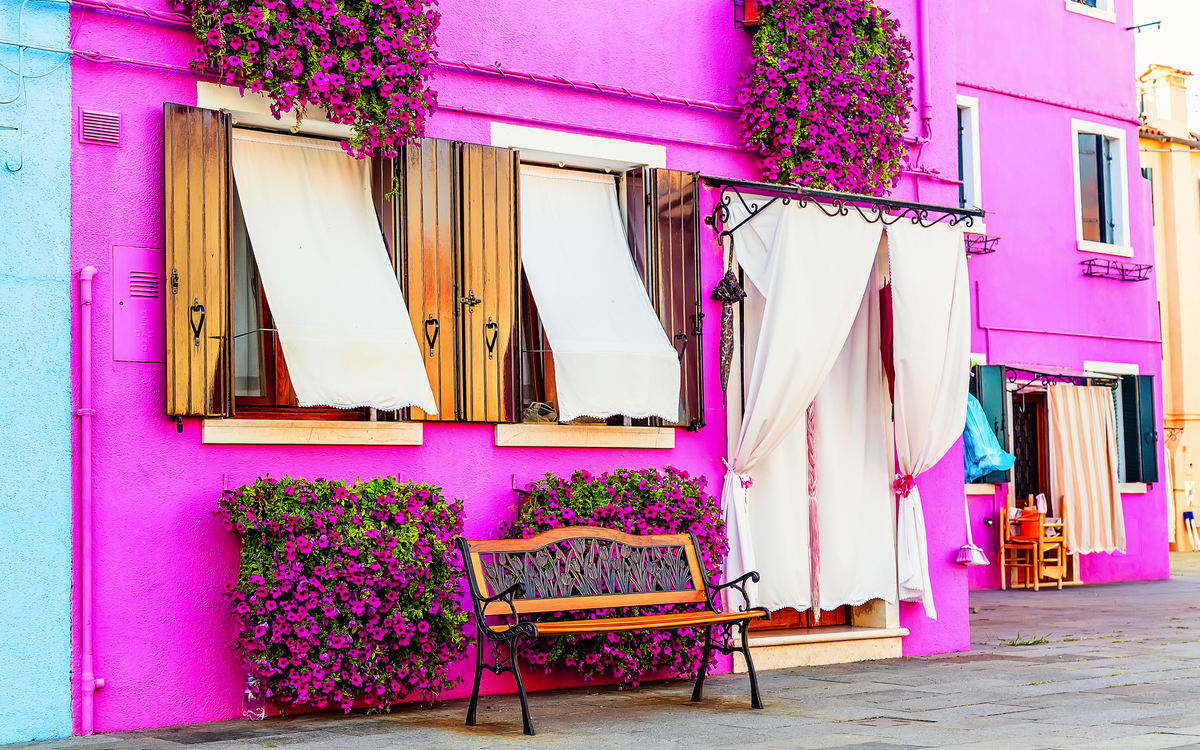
[711,235,747,401]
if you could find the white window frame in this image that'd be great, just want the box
[1071,119,1133,258]
[490,122,666,171]
[1064,0,1115,23]
[956,95,983,221]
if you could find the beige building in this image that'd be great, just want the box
[1140,64,1200,552]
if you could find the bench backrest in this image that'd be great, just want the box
[461,526,710,616]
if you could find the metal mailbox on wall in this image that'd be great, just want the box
[112,245,166,363]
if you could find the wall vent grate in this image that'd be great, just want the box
[129,271,160,298]
[80,109,121,146]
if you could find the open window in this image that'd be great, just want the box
[1064,0,1115,23]
[956,96,982,212]
[515,163,703,430]
[1072,119,1132,256]
[165,103,435,422]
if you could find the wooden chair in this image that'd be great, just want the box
[1038,517,1066,589]
[1000,506,1038,590]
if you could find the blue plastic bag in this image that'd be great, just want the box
[964,392,1015,482]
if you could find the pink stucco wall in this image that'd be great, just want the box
[65,0,1163,735]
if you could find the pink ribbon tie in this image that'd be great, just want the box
[893,473,917,498]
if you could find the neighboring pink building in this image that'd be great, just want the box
[62,0,1162,737]
[956,0,1167,591]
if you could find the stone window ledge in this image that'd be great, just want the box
[495,423,675,449]
[202,419,422,446]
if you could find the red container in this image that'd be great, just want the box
[1016,509,1042,541]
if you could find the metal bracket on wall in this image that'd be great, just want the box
[965,233,1000,256]
[1081,258,1152,282]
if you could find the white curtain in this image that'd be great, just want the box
[889,220,971,620]
[519,165,680,422]
[814,244,897,608]
[721,199,883,604]
[231,130,436,412]
[1048,384,1126,554]
[731,276,812,611]
[733,242,896,613]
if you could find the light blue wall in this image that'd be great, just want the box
[0,0,74,742]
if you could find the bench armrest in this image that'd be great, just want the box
[708,571,763,614]
[473,581,538,642]
[481,581,526,615]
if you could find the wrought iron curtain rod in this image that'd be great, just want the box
[1003,365,1118,392]
[700,176,985,237]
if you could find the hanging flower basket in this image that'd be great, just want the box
[176,0,439,158]
[738,0,914,194]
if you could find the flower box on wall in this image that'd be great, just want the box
[734,0,761,29]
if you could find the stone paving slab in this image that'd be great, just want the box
[9,552,1200,750]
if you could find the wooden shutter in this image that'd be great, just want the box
[970,364,1010,484]
[1137,375,1159,483]
[649,169,704,430]
[164,103,231,417]
[459,143,521,423]
[400,139,458,421]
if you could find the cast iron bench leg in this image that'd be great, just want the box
[510,639,536,736]
[691,624,715,702]
[740,620,764,709]
[466,629,485,727]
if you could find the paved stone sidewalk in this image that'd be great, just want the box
[15,554,1200,750]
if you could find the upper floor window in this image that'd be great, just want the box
[956,95,981,212]
[1064,0,1115,23]
[1071,120,1132,256]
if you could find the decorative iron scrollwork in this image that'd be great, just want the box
[704,180,984,241]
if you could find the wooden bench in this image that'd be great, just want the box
[459,526,769,735]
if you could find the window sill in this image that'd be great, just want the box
[202,419,422,446]
[1120,482,1148,495]
[963,221,988,236]
[1063,1,1115,23]
[1078,239,1134,258]
[966,483,997,496]
[494,423,675,449]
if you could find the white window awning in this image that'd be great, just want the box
[231,129,437,413]
[519,165,680,422]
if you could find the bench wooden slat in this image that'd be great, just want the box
[491,608,767,635]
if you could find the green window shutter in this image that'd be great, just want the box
[970,364,1009,484]
[1120,374,1143,482]
[1137,375,1159,483]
